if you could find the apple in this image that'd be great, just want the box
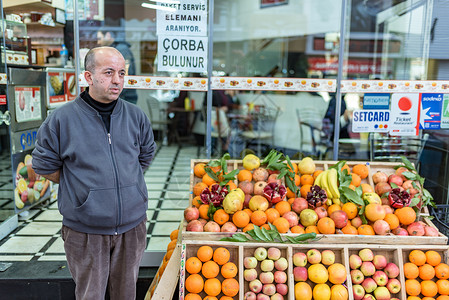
[274,257,288,271]
[270,293,284,300]
[244,257,258,269]
[351,216,363,228]
[359,249,374,261]
[276,283,288,296]
[362,277,377,293]
[293,266,308,282]
[353,284,366,300]
[373,255,387,270]
[263,283,276,296]
[267,248,281,261]
[321,250,335,265]
[249,279,263,293]
[244,268,258,281]
[261,259,275,272]
[362,295,375,300]
[384,262,400,278]
[349,254,363,270]
[293,252,307,267]
[307,249,322,264]
[260,271,274,284]
[274,271,287,284]
[350,269,365,284]
[257,294,270,300]
[254,247,268,261]
[373,270,388,286]
[244,291,257,300]
[360,261,376,277]
[374,286,391,300]
[386,278,401,294]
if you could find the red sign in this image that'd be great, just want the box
[0,95,6,105]
[308,57,390,74]
[64,73,76,101]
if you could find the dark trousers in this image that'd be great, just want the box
[61,220,147,300]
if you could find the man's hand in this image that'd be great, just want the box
[40,170,60,184]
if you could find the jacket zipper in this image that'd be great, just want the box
[108,132,121,235]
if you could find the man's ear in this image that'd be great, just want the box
[84,70,93,85]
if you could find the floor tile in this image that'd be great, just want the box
[16,222,61,235]
[161,199,189,209]
[38,255,68,261]
[148,191,162,199]
[0,255,34,261]
[156,210,184,221]
[34,210,63,221]
[163,191,190,200]
[45,238,65,253]
[0,236,51,253]
[145,210,154,220]
[147,200,159,209]
[146,237,171,251]
[146,183,166,190]
[166,183,190,191]
[152,222,180,236]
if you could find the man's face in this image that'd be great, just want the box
[84,49,125,103]
[97,32,112,47]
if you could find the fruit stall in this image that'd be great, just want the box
[146,151,449,300]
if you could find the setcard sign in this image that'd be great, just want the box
[389,93,420,136]
[352,110,390,133]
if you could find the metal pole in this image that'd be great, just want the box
[205,0,214,158]
[74,0,81,95]
[333,0,348,160]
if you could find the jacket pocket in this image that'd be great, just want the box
[120,183,148,226]
[75,188,117,228]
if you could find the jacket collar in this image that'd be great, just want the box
[75,95,123,116]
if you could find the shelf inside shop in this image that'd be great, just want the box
[3,1,55,12]
[25,22,64,28]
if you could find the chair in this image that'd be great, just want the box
[369,132,429,170]
[296,108,332,160]
[145,96,172,144]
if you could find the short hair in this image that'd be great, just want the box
[84,46,122,72]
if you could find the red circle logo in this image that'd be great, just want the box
[398,97,412,111]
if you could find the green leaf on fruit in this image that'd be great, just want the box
[390,182,399,189]
[402,171,417,180]
[340,186,364,206]
[253,226,269,241]
[409,197,420,208]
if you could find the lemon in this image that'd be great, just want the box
[17,178,28,194]
[308,263,329,284]
[242,154,260,171]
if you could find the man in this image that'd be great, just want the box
[32,47,156,299]
[97,30,138,104]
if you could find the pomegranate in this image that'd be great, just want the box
[372,171,388,184]
[199,218,207,226]
[388,188,411,208]
[239,180,254,195]
[402,180,414,190]
[314,206,328,219]
[253,168,269,182]
[330,210,348,229]
[263,182,287,204]
[382,205,394,215]
[283,211,299,227]
[306,185,327,208]
[424,226,439,237]
[291,197,308,214]
[407,222,425,236]
[244,194,252,208]
[254,181,268,195]
[381,197,390,206]
[392,227,408,236]
[351,217,363,228]
[200,184,228,207]
[204,221,221,232]
[375,182,392,196]
[388,174,404,187]
[221,221,237,232]
[186,220,204,232]
[267,174,282,185]
[184,206,200,222]
[373,220,390,235]
[395,167,409,181]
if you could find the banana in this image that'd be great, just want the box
[332,198,341,206]
[320,170,332,200]
[327,168,340,199]
[14,188,24,209]
[314,171,324,187]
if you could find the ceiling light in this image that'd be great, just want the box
[141,3,177,11]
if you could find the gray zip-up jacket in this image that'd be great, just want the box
[32,96,156,235]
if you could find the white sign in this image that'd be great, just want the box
[156,0,208,36]
[157,36,208,72]
[389,93,420,136]
[352,110,390,133]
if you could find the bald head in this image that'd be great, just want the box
[84,47,123,73]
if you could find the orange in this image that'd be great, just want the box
[199,204,210,220]
[438,296,449,300]
[265,208,280,224]
[213,209,229,226]
[426,250,442,266]
[305,225,320,234]
[350,173,361,187]
[348,184,356,191]
[226,181,237,191]
[342,202,358,219]
[294,174,301,186]
[243,223,255,232]
[341,164,351,174]
[213,247,230,265]
[237,169,252,182]
[357,224,375,235]
[186,257,203,274]
[192,196,202,208]
[275,201,291,216]
[364,203,386,222]
[394,207,416,225]
[202,174,216,186]
[341,224,358,235]
[164,249,174,262]
[272,217,290,233]
[251,210,267,226]
[185,274,204,294]
[185,293,202,300]
[404,262,420,279]
[313,170,324,179]
[436,263,449,279]
[437,279,449,295]
[288,197,295,205]
[300,174,314,186]
[261,224,270,230]
[406,279,422,296]
[291,225,305,234]
[286,187,296,199]
[327,204,342,216]
[221,278,239,297]
[361,183,374,193]
[317,217,335,234]
[170,229,179,241]
[193,182,208,196]
[194,163,206,178]
[221,262,238,279]
[288,161,298,174]
[409,250,427,266]
[209,165,221,174]
[352,164,369,179]
[202,260,220,279]
[197,246,214,262]
[384,213,400,230]
[204,278,221,297]
[243,208,253,218]
[167,239,177,251]
[204,297,218,300]
[232,210,250,228]
[219,297,233,300]
[421,280,438,297]
[408,297,421,300]
[419,264,436,280]
[300,184,312,198]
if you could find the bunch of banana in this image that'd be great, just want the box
[314,168,341,205]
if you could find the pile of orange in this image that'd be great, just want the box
[405,249,449,299]
[185,246,239,299]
